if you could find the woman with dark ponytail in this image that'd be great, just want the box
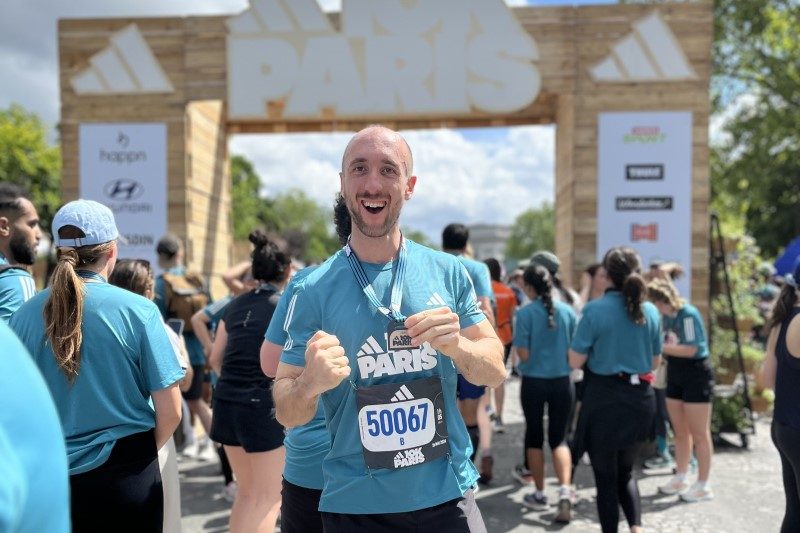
[568,247,662,533]
[208,230,291,533]
[513,264,578,522]
[9,200,184,532]
[761,261,800,532]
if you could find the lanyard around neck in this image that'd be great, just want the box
[344,236,407,322]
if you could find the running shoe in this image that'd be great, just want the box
[512,464,535,485]
[478,455,494,485]
[658,475,690,495]
[644,454,675,470]
[679,482,713,502]
[522,492,549,511]
[493,417,506,434]
[554,498,571,523]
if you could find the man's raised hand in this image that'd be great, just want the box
[300,330,351,396]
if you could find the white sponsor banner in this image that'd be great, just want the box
[597,112,693,298]
[226,0,541,120]
[79,123,167,268]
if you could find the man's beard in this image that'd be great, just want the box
[9,232,36,265]
[346,195,401,239]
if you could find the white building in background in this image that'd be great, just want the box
[468,224,512,262]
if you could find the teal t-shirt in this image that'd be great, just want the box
[0,321,69,532]
[664,304,708,360]
[155,266,207,366]
[0,262,36,322]
[283,240,485,514]
[202,294,233,326]
[570,291,662,375]
[266,267,329,490]
[10,276,185,474]
[513,299,577,378]
[456,255,494,304]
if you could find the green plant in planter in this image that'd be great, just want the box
[711,393,749,434]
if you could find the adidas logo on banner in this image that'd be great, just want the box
[70,24,175,95]
[590,11,697,83]
[393,447,425,468]
[426,293,447,307]
[390,385,415,403]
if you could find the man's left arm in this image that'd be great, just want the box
[405,307,505,388]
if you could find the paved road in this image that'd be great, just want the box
[179,376,784,532]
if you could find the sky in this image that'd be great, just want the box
[1,0,613,242]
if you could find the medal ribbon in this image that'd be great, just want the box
[344,236,407,322]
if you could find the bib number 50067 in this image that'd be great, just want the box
[358,398,435,452]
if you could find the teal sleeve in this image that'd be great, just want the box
[265,290,292,346]
[0,284,23,321]
[650,308,664,357]
[203,295,233,323]
[512,307,530,349]
[454,263,485,330]
[141,305,185,390]
[567,307,578,342]
[570,312,595,354]
[281,289,318,368]
[473,264,494,302]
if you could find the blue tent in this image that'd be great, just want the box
[775,237,800,276]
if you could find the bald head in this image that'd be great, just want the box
[341,125,414,177]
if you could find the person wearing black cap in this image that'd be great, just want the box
[530,250,582,314]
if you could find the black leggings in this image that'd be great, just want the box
[772,420,800,533]
[588,443,641,533]
[70,429,162,532]
[521,376,574,450]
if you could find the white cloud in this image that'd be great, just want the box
[230,126,554,243]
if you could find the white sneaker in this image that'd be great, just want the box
[658,475,690,495]
[680,482,713,502]
[221,481,238,503]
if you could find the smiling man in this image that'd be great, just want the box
[272,125,505,532]
[0,183,41,321]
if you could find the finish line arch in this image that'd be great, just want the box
[58,0,712,311]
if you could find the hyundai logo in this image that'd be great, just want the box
[104,179,144,201]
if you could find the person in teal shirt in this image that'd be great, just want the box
[10,199,184,532]
[442,222,497,484]
[272,126,505,532]
[569,246,661,533]
[0,183,41,321]
[513,264,577,521]
[0,320,69,533]
[648,279,714,503]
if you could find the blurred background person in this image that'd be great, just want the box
[0,183,40,320]
[484,257,517,433]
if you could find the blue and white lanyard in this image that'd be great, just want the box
[344,236,408,323]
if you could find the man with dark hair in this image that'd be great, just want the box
[0,183,40,320]
[442,223,497,484]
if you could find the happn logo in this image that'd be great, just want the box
[226,0,541,120]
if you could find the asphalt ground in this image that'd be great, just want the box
[179,375,784,532]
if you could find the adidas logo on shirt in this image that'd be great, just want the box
[390,385,415,403]
[356,335,438,379]
[393,447,425,468]
[426,292,447,307]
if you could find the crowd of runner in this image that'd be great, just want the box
[0,125,799,533]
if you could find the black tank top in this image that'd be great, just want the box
[775,307,800,430]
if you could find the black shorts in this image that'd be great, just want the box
[281,478,323,533]
[666,357,714,403]
[182,364,205,401]
[210,397,285,452]
[457,375,486,400]
[503,343,512,365]
[70,429,162,532]
[321,489,486,533]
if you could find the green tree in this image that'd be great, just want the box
[230,155,272,240]
[268,189,339,262]
[710,0,800,256]
[505,202,554,260]
[0,105,61,233]
[402,227,437,249]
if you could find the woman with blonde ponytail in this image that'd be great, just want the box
[568,247,662,533]
[9,200,185,532]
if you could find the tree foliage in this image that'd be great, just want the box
[504,202,554,260]
[711,0,800,256]
[229,154,340,263]
[402,227,437,249]
[0,105,61,233]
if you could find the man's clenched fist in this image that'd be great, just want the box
[301,330,351,396]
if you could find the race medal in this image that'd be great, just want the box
[387,321,414,351]
[356,377,450,470]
